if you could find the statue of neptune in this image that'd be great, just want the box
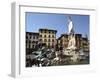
[67,16,76,48]
[68,16,74,34]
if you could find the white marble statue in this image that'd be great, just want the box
[68,16,74,34]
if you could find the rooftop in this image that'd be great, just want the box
[26,32,39,35]
[58,34,68,40]
[39,28,57,33]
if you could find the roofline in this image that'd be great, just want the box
[39,28,57,32]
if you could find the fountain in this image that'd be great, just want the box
[64,16,80,62]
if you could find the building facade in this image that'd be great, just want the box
[75,34,82,50]
[57,33,89,52]
[39,28,57,48]
[26,32,39,54]
[26,28,57,54]
[82,37,89,56]
[26,29,89,56]
[57,34,69,50]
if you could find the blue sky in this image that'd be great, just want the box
[25,12,89,39]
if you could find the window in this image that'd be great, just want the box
[61,40,63,43]
[30,36,31,39]
[36,41,38,44]
[48,39,50,42]
[44,35,46,37]
[36,36,38,39]
[32,45,34,48]
[48,35,50,38]
[52,35,54,38]
[33,36,35,39]
[44,39,47,42]
[52,39,54,42]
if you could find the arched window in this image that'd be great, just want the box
[52,39,54,42]
[44,35,46,37]
[44,39,47,42]
[48,39,50,42]
[52,35,54,38]
[48,35,50,38]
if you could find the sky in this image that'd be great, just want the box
[25,12,89,39]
